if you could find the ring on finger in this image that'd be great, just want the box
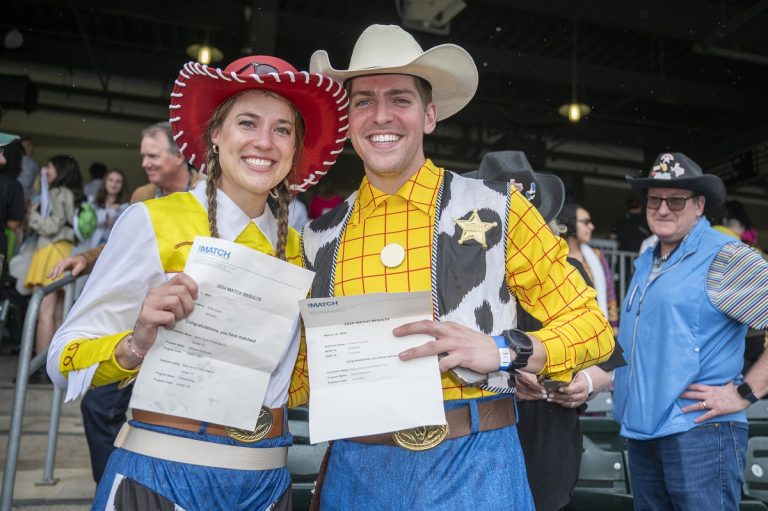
[568,400,576,408]
[700,400,708,410]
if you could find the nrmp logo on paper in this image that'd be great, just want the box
[197,245,231,259]
[308,300,339,308]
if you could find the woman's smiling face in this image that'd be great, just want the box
[212,91,297,211]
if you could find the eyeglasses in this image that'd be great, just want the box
[646,194,699,211]
[576,218,593,225]
[235,62,280,76]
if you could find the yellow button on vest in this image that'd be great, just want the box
[380,243,406,268]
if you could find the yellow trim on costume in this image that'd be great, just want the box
[144,192,303,270]
[92,345,142,387]
[145,192,211,272]
[59,330,136,378]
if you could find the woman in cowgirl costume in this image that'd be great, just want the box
[47,55,348,510]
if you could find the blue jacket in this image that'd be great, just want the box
[613,218,747,439]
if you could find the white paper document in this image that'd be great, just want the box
[130,236,315,430]
[300,292,446,444]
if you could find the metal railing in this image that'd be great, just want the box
[1,275,77,511]
[588,238,640,307]
[606,250,640,306]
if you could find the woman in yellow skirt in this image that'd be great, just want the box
[25,154,84,363]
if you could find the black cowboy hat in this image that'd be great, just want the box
[465,151,565,222]
[625,152,726,207]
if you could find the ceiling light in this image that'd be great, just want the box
[559,20,590,124]
[559,102,591,123]
[186,43,223,65]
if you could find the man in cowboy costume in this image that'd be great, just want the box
[302,25,615,509]
[613,152,768,510]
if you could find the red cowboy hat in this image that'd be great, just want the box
[169,55,349,194]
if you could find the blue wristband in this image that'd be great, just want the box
[493,335,513,371]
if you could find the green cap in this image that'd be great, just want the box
[0,132,20,147]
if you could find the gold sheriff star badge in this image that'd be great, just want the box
[454,209,498,249]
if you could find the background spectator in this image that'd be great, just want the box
[86,168,130,248]
[0,133,25,278]
[557,203,619,332]
[615,152,768,509]
[24,155,85,381]
[724,199,759,247]
[18,136,39,202]
[72,168,130,298]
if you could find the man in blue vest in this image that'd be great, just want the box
[613,152,768,510]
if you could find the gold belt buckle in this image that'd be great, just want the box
[225,406,274,443]
[392,424,449,451]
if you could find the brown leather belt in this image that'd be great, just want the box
[132,406,285,442]
[348,397,516,450]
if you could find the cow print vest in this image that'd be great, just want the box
[303,170,519,341]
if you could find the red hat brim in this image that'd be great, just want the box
[170,61,349,194]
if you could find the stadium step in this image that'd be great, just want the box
[0,355,94,509]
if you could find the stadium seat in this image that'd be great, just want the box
[576,435,629,493]
[744,436,768,503]
[288,406,327,511]
[585,391,613,416]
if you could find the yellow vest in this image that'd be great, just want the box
[143,191,303,271]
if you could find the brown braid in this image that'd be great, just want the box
[205,161,221,238]
[274,178,292,260]
[204,94,240,239]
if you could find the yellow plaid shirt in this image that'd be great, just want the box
[302,160,614,401]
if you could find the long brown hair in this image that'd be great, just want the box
[94,168,129,208]
[202,90,306,260]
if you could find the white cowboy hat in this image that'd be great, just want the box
[310,24,478,121]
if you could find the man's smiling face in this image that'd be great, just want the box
[347,74,436,191]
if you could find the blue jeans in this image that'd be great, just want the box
[626,422,748,511]
[320,395,534,510]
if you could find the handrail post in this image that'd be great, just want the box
[37,387,64,485]
[0,275,76,511]
[38,280,76,485]
[0,292,43,511]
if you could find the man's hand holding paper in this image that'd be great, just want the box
[300,292,446,444]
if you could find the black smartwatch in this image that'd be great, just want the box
[737,382,759,405]
[500,329,533,370]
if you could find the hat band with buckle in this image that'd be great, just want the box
[132,405,283,443]
[348,396,516,451]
